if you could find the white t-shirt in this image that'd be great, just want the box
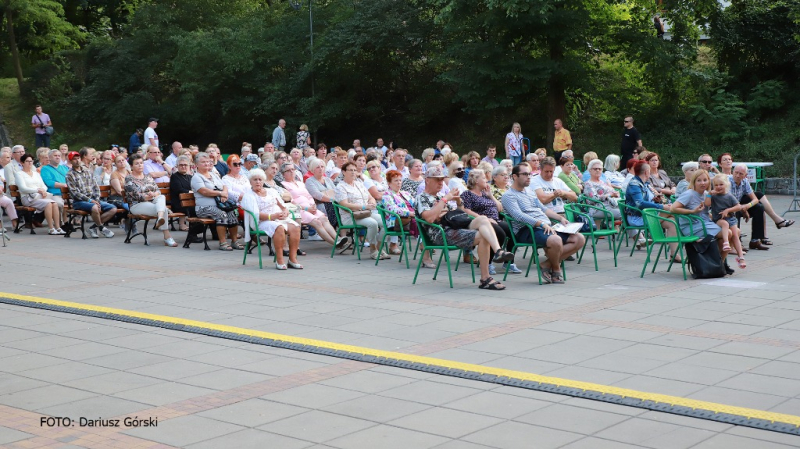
[528,176,570,213]
[144,127,159,149]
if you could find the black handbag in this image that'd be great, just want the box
[213,188,238,212]
[440,210,472,229]
[685,235,726,279]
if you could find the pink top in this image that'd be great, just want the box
[282,179,325,224]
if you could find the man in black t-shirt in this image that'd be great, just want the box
[620,116,642,168]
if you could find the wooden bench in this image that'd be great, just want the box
[179,193,214,250]
[8,185,39,234]
[60,187,90,239]
[123,184,186,246]
[157,182,186,231]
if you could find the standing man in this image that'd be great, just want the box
[31,105,52,149]
[501,163,585,284]
[143,145,172,183]
[129,128,144,153]
[376,138,389,156]
[620,116,642,168]
[66,150,117,238]
[272,119,287,152]
[165,141,182,169]
[552,119,572,162]
[144,118,159,151]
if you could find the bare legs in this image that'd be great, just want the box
[45,202,62,230]
[273,225,301,265]
[309,217,337,245]
[468,216,502,253]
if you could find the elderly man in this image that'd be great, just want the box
[165,141,182,168]
[730,164,794,251]
[529,157,577,214]
[552,119,572,162]
[241,145,252,160]
[0,147,11,182]
[143,145,172,183]
[66,150,117,238]
[3,145,25,186]
[242,154,260,177]
[388,148,410,178]
[502,163,585,284]
[41,149,69,196]
[272,119,287,152]
[697,154,719,176]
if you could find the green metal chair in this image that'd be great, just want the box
[616,203,648,257]
[640,209,703,280]
[500,213,565,284]
[375,204,414,268]
[242,209,277,269]
[564,204,619,271]
[413,218,474,288]
[330,200,368,260]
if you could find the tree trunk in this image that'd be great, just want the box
[546,43,566,153]
[5,7,24,91]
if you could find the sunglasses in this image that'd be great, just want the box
[232,162,242,167]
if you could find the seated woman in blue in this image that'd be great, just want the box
[670,169,732,272]
[625,160,677,254]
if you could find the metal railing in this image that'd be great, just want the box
[785,152,800,216]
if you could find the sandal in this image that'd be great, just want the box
[219,242,233,251]
[777,219,795,229]
[539,266,553,284]
[297,248,307,256]
[231,241,245,250]
[275,262,287,270]
[492,249,515,264]
[179,225,189,232]
[421,261,436,269]
[389,247,402,255]
[479,277,506,290]
[287,261,304,269]
[736,256,747,269]
[154,216,165,230]
[760,239,773,246]
[722,242,731,252]
[551,271,565,284]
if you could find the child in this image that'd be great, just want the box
[707,174,746,269]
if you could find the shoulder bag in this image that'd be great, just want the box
[213,187,238,212]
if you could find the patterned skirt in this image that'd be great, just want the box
[196,205,239,226]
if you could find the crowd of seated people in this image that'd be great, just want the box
[3,139,792,284]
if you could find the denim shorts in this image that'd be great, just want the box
[72,201,116,213]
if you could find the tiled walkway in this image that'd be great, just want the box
[1,196,799,448]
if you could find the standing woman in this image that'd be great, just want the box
[335,161,388,260]
[504,122,524,166]
[296,124,311,150]
[191,152,240,251]
[15,154,63,234]
[125,154,178,247]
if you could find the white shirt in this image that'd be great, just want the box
[528,176,570,213]
[165,153,178,168]
[144,127,159,149]
[388,164,410,179]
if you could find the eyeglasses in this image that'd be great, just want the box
[624,120,632,123]
[516,172,531,177]
[178,164,190,167]
[591,167,602,171]
[368,166,380,170]
[345,169,359,173]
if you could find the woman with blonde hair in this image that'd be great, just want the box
[504,122,524,165]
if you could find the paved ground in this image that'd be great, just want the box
[0,195,799,448]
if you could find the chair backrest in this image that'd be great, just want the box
[617,203,641,228]
[641,208,667,240]
[59,187,73,207]
[563,204,578,223]
[500,213,527,248]
[9,185,22,205]
[159,185,171,204]
[99,185,111,199]
[415,217,444,248]
[179,193,196,209]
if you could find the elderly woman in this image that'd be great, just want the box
[15,153,64,234]
[401,159,424,195]
[461,169,521,275]
[296,124,311,150]
[676,162,698,196]
[191,152,240,251]
[381,169,418,255]
[242,169,302,270]
[671,169,732,273]
[281,162,347,249]
[646,152,675,196]
[35,147,49,172]
[584,159,621,220]
[94,151,114,186]
[125,154,177,247]
[169,155,193,231]
[417,166,511,290]
[335,161,389,260]
[305,157,338,229]
[525,153,541,176]
[557,157,583,195]
[604,154,625,189]
[447,160,467,194]
[273,152,292,183]
[421,148,435,173]
[364,160,388,201]
[222,154,250,202]
[491,166,510,200]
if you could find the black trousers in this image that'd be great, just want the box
[488,221,513,261]
[739,192,765,240]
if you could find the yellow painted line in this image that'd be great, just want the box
[3,291,800,427]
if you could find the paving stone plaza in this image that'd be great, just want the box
[1,195,799,448]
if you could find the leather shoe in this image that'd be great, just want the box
[749,240,769,251]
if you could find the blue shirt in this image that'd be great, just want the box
[625,177,663,216]
[40,164,69,195]
[129,132,142,153]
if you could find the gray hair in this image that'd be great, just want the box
[499,159,512,168]
[177,155,192,166]
[307,157,325,171]
[466,169,485,189]
[48,148,61,158]
[11,145,24,153]
[248,168,267,181]
[733,163,749,172]
[421,148,435,161]
[682,161,699,173]
[194,151,210,164]
[604,154,620,172]
[492,165,508,178]
[526,153,539,161]
[587,159,603,172]
[541,157,557,168]
[406,158,422,170]
[280,162,294,173]
[36,147,49,158]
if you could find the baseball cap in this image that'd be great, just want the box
[245,154,260,163]
[148,117,159,123]
[67,152,80,161]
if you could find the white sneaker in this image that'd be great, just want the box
[88,227,99,238]
[308,234,324,241]
[100,227,114,238]
[120,221,126,232]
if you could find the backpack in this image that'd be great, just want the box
[685,235,726,279]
